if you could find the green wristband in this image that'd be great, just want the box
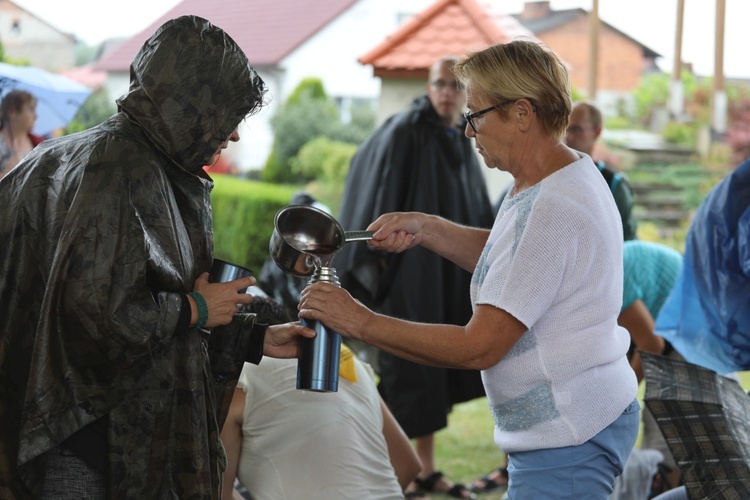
[188,291,209,329]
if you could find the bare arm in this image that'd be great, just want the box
[368,213,490,272]
[380,398,421,491]
[618,299,665,383]
[299,285,527,370]
[220,388,247,500]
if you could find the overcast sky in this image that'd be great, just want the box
[14,0,750,78]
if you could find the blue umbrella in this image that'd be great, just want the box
[0,62,93,136]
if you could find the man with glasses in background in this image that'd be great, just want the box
[565,101,638,240]
[334,56,492,500]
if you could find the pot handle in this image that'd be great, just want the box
[344,230,375,242]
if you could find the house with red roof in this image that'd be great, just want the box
[91,0,661,172]
[356,0,534,199]
[511,1,661,103]
[94,0,448,170]
[358,0,535,123]
[91,0,539,172]
[361,0,662,122]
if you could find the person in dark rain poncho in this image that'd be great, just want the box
[0,16,314,499]
[334,56,493,498]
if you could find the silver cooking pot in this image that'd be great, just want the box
[269,205,373,277]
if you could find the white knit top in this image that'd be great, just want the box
[471,154,638,453]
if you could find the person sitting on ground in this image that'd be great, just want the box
[0,89,43,178]
[650,156,750,500]
[220,295,422,499]
[619,240,683,382]
[611,240,685,497]
[334,54,492,500]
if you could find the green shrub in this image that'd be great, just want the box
[290,137,357,183]
[286,77,328,106]
[263,98,340,183]
[65,88,116,134]
[210,175,300,272]
[263,78,340,184]
[330,102,376,145]
[262,77,375,184]
[661,121,698,147]
[604,115,631,130]
[633,73,670,127]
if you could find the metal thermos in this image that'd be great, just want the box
[297,266,341,392]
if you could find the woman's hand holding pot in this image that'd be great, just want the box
[368,212,427,253]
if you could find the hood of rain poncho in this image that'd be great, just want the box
[655,158,750,373]
[118,15,264,172]
[0,15,266,498]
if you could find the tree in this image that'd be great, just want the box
[262,77,374,184]
[64,88,116,134]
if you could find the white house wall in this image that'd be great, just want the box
[99,0,445,172]
[233,67,283,171]
[0,3,75,70]
[235,0,449,171]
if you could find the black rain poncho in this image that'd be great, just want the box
[334,95,494,437]
[0,16,266,498]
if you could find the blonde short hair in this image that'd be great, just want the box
[454,39,571,140]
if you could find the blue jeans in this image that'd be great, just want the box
[507,399,640,499]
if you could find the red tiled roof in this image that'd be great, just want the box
[94,0,358,72]
[359,0,536,79]
[59,64,108,90]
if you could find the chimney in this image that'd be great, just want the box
[520,1,552,20]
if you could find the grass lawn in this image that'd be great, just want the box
[432,372,750,498]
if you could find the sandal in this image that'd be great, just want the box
[414,471,477,499]
[470,467,508,493]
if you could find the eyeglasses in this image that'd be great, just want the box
[464,99,538,133]
[464,104,499,133]
[430,79,465,92]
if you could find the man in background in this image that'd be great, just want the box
[334,56,492,499]
[565,101,639,240]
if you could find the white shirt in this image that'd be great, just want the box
[235,356,403,499]
[471,154,638,453]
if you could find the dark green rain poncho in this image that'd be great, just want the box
[0,16,266,498]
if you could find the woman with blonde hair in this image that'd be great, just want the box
[300,40,639,498]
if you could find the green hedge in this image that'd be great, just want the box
[210,174,300,273]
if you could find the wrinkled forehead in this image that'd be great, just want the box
[464,81,490,109]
